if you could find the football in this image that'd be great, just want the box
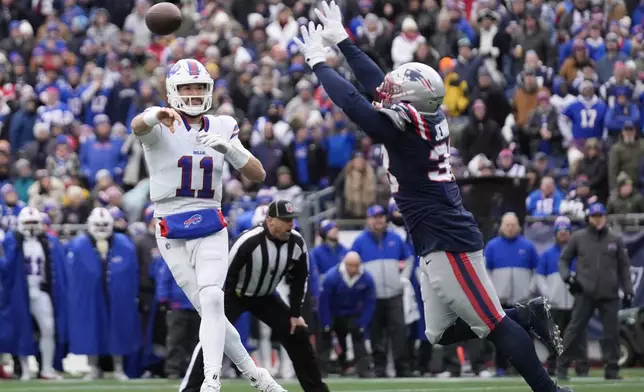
[145,2,182,35]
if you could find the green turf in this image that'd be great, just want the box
[2,369,644,392]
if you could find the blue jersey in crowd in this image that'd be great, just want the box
[526,189,564,216]
[563,96,607,140]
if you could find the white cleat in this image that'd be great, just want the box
[20,371,32,381]
[114,371,129,381]
[83,368,103,380]
[250,368,287,392]
[40,369,64,380]
[436,371,452,379]
[478,370,494,378]
[200,380,221,392]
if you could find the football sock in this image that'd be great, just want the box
[437,308,522,345]
[39,326,56,373]
[487,316,556,392]
[199,286,225,387]
[224,319,258,380]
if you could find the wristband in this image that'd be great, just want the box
[143,108,161,127]
[225,143,251,170]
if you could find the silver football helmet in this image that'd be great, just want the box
[376,62,445,115]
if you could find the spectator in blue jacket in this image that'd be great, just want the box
[156,261,198,379]
[526,176,564,216]
[351,204,412,377]
[536,216,587,376]
[604,88,641,142]
[9,95,38,154]
[318,251,376,378]
[485,212,539,376]
[311,219,347,275]
[79,114,126,187]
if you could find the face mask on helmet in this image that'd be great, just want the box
[166,60,214,116]
[18,208,44,237]
[88,208,114,240]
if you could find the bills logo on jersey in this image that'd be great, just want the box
[403,68,434,92]
[184,214,203,228]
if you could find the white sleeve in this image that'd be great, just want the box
[136,106,165,147]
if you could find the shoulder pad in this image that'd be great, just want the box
[213,115,239,139]
[378,106,411,131]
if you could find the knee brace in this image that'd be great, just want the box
[199,286,224,313]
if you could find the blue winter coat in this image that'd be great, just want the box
[0,232,67,355]
[65,233,141,355]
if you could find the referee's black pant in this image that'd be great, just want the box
[181,292,329,392]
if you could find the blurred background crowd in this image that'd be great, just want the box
[0,0,644,383]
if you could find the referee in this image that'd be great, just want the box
[181,199,329,392]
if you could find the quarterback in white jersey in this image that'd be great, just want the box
[130,58,282,392]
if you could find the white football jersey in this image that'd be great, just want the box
[138,107,243,216]
[23,237,46,289]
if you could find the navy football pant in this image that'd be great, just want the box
[420,250,556,392]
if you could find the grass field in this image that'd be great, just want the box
[2,370,644,392]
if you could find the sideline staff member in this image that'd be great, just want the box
[181,199,329,392]
[557,202,634,380]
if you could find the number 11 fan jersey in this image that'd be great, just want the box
[138,107,241,216]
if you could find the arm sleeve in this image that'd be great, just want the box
[559,234,578,281]
[337,39,386,98]
[287,245,309,318]
[312,63,399,144]
[617,238,634,295]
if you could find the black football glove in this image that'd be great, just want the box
[566,276,584,295]
[622,293,633,309]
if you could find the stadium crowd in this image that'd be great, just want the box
[0,0,643,383]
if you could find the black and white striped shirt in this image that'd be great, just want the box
[226,223,309,317]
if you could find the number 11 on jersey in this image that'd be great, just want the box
[176,156,215,199]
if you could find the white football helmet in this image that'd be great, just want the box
[166,59,214,116]
[87,207,114,240]
[18,207,44,237]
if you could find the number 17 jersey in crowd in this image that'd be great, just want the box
[138,106,241,216]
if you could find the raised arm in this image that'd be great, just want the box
[315,1,385,96]
[337,39,385,97]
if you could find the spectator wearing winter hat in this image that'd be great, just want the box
[525,90,564,160]
[469,66,511,127]
[79,114,126,187]
[12,158,34,203]
[311,220,348,276]
[461,99,503,164]
[0,183,26,230]
[390,17,426,69]
[454,37,483,94]
[441,57,470,118]
[607,172,644,214]
[20,122,55,171]
[608,120,644,191]
[576,138,609,203]
[560,39,594,84]
[338,153,377,219]
[46,134,80,180]
[512,68,545,143]
[595,32,629,83]
[9,93,39,153]
[496,149,526,178]
[0,20,34,63]
[600,61,635,108]
[605,87,641,141]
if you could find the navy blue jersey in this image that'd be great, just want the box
[313,40,483,256]
[379,104,483,255]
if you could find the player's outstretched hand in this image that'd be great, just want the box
[314,0,349,46]
[293,21,327,69]
[197,130,230,154]
[156,108,182,133]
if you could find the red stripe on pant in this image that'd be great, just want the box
[459,252,504,324]
[446,252,497,331]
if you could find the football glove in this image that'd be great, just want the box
[565,276,583,295]
[314,0,349,46]
[197,131,230,154]
[293,22,327,68]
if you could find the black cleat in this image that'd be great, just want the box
[516,297,564,356]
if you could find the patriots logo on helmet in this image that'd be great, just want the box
[404,68,434,92]
[184,214,203,228]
